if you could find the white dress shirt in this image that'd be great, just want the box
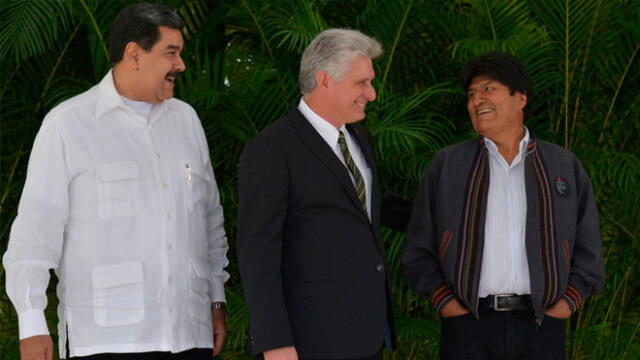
[298,98,372,219]
[3,70,230,357]
[478,128,531,297]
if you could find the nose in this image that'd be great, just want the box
[175,54,186,72]
[471,92,485,107]
[366,83,376,102]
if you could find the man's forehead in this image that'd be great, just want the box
[468,75,502,89]
[156,26,184,47]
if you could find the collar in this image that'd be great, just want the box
[95,70,175,119]
[298,98,346,147]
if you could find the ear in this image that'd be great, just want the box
[519,92,527,110]
[123,41,142,70]
[315,70,331,89]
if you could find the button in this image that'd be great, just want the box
[162,182,168,188]
[376,264,384,272]
[167,244,172,250]
[169,307,173,313]
[156,152,161,158]
[167,213,172,220]
[168,276,172,283]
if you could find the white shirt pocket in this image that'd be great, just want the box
[182,160,212,214]
[96,161,142,219]
[92,261,145,327]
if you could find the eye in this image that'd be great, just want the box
[468,91,475,99]
[485,85,494,92]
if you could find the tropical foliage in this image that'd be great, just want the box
[1,0,638,359]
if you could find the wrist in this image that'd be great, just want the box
[211,302,229,316]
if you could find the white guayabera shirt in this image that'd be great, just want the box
[3,71,229,358]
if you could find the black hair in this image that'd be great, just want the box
[108,2,185,64]
[462,52,535,120]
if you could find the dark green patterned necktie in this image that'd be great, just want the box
[338,131,367,214]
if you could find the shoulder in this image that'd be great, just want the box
[535,139,583,168]
[433,138,480,163]
[249,109,297,145]
[535,139,590,182]
[44,85,100,126]
[241,111,296,162]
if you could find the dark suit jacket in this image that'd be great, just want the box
[237,107,410,358]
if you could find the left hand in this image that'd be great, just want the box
[211,307,227,357]
[545,298,572,319]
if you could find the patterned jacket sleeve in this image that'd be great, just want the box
[401,151,455,312]
[561,157,605,312]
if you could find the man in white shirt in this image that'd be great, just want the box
[402,52,604,359]
[3,3,229,359]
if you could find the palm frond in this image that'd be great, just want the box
[0,0,73,61]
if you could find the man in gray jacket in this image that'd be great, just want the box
[402,52,604,359]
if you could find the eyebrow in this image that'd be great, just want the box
[166,44,182,51]
[468,81,494,90]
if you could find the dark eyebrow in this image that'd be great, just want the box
[166,45,181,51]
[468,81,494,91]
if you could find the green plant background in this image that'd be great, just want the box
[0,0,638,359]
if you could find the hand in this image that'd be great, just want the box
[545,298,572,319]
[264,346,298,360]
[440,298,471,318]
[20,335,53,360]
[211,308,227,357]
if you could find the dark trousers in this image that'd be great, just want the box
[440,310,566,360]
[256,349,383,360]
[301,350,383,360]
[69,349,212,360]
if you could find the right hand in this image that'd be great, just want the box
[20,335,53,360]
[440,298,471,318]
[264,346,298,360]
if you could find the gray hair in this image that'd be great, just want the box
[299,29,382,94]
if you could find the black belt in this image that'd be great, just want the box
[479,294,531,311]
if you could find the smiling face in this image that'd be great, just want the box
[324,55,376,126]
[136,26,185,104]
[467,75,527,140]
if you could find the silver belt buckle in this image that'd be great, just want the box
[493,294,516,311]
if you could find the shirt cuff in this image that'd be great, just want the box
[431,285,455,313]
[18,309,49,339]
[210,280,227,303]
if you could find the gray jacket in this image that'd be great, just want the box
[402,135,605,322]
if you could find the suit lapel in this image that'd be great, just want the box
[288,108,368,220]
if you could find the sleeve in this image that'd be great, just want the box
[236,133,294,355]
[192,109,230,303]
[2,115,69,339]
[561,158,605,312]
[400,152,455,312]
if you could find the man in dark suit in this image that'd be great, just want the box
[237,29,410,360]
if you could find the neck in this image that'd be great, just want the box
[112,66,149,103]
[303,94,342,129]
[486,126,525,165]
